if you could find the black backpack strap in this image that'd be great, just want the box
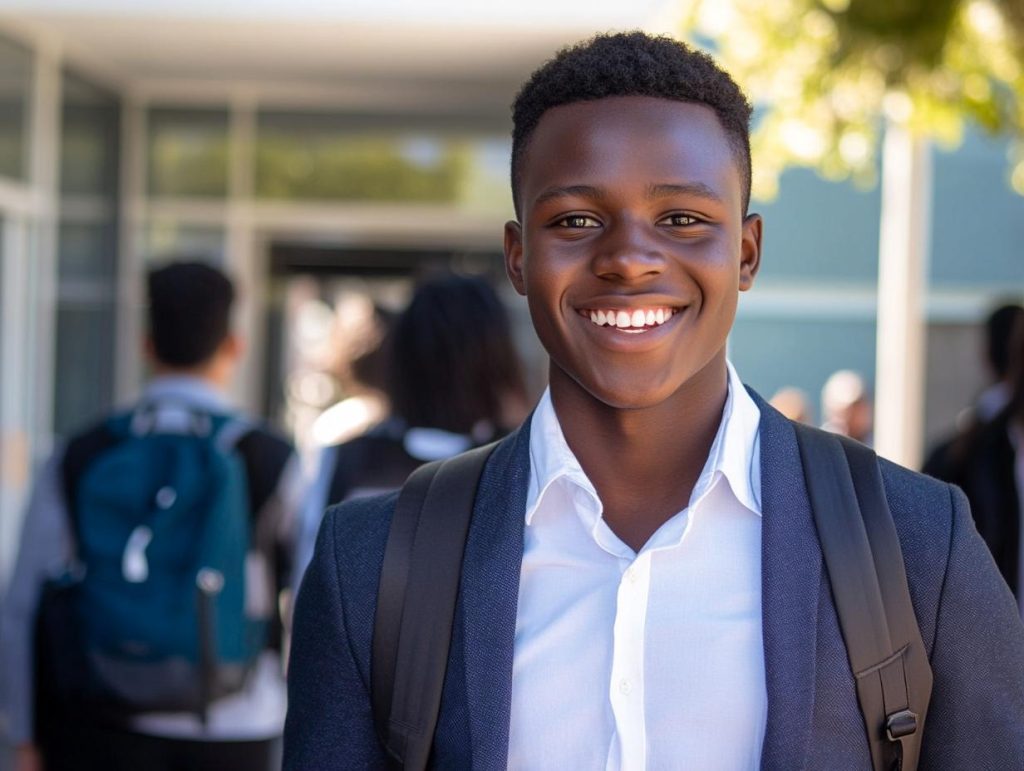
[234,428,294,516]
[371,442,496,771]
[232,426,296,653]
[60,421,124,539]
[794,423,932,771]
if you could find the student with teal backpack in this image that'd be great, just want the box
[49,408,262,718]
[2,262,303,771]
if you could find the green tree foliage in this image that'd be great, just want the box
[148,111,230,198]
[679,0,1024,198]
[255,132,470,203]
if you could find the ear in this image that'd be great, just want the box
[504,220,526,296]
[739,213,763,292]
[221,332,244,361]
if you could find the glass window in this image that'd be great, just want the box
[255,110,511,212]
[58,221,117,282]
[148,108,229,198]
[0,34,32,181]
[61,73,119,197]
[53,70,121,436]
[144,219,225,265]
[0,213,4,480]
[54,304,116,435]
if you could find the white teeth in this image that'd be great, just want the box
[586,307,677,329]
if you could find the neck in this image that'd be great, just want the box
[150,363,227,392]
[549,355,729,551]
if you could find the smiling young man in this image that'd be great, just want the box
[284,33,1024,770]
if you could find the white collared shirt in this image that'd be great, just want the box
[508,362,765,771]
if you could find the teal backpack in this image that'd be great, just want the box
[40,404,266,723]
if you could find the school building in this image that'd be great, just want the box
[0,1,1022,585]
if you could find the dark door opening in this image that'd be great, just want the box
[262,242,506,451]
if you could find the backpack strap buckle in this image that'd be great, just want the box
[886,709,918,741]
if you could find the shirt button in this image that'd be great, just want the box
[619,679,632,695]
[626,566,638,584]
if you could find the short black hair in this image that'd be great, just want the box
[986,303,1024,379]
[147,261,235,367]
[511,31,753,217]
[388,272,526,435]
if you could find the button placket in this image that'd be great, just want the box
[608,553,651,771]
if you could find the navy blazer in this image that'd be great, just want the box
[285,396,1024,770]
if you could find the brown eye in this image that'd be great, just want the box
[659,214,698,226]
[557,215,600,228]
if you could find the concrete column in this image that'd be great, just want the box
[27,35,62,455]
[873,122,932,469]
[116,95,147,403]
[0,35,62,586]
[226,93,261,413]
[0,217,31,587]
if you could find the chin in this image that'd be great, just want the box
[574,370,685,412]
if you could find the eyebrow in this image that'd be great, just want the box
[532,181,725,208]
[533,185,607,207]
[647,182,724,204]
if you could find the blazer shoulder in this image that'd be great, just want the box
[876,457,964,654]
[878,457,956,513]
[877,457,959,560]
[302,491,400,680]
[323,490,399,574]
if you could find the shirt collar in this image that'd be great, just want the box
[525,389,594,526]
[141,375,230,414]
[525,361,762,527]
[718,361,762,516]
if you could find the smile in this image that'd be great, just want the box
[581,307,677,333]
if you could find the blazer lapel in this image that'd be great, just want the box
[752,392,823,770]
[459,422,531,770]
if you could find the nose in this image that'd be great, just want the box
[591,216,666,282]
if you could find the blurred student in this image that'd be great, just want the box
[294,272,528,582]
[927,311,1024,608]
[925,302,1024,479]
[1,262,303,771]
[768,386,812,424]
[976,303,1024,421]
[820,369,873,445]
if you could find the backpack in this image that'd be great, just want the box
[370,424,933,771]
[327,423,427,506]
[38,403,266,725]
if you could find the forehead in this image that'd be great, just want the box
[519,95,742,212]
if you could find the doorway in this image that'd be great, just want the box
[262,242,507,455]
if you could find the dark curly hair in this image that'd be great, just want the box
[511,32,753,217]
[388,272,526,435]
